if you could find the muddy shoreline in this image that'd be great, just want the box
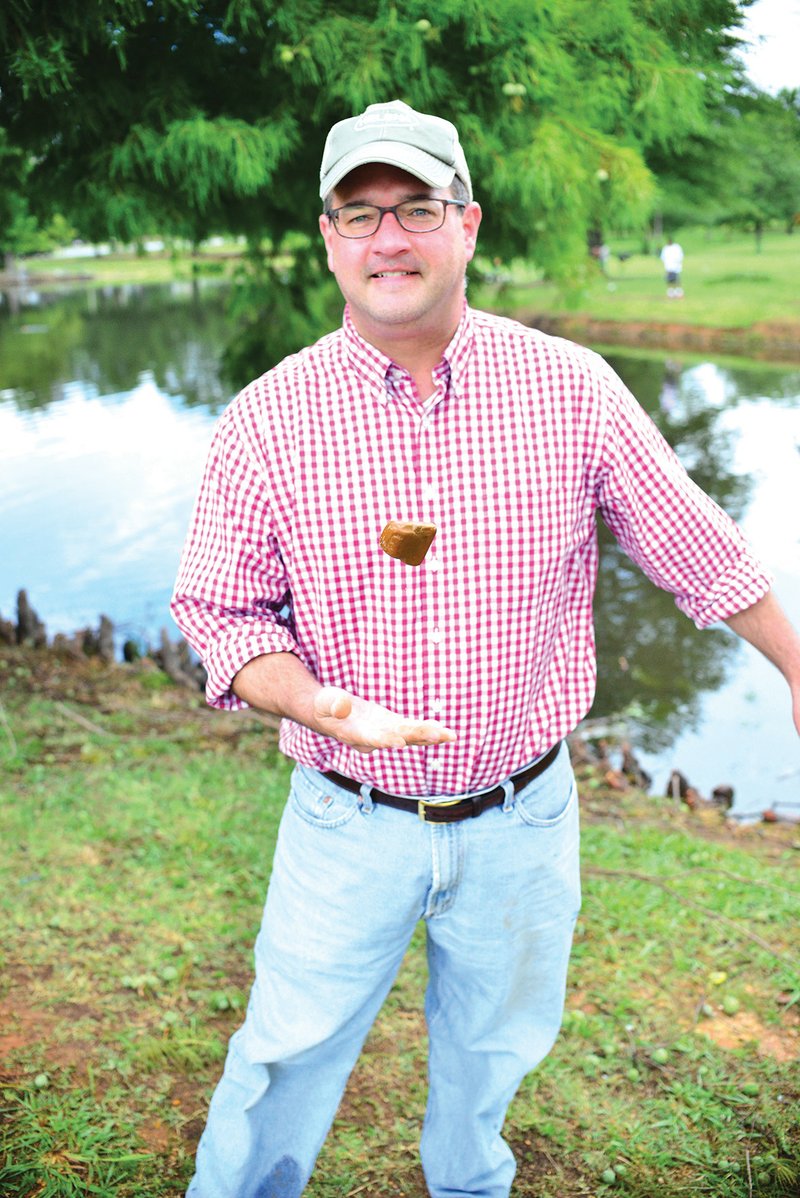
[4,589,795,828]
[522,311,800,364]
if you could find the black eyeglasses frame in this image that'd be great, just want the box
[325,198,467,239]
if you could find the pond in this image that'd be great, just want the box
[2,282,799,819]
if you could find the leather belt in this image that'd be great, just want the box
[322,741,562,824]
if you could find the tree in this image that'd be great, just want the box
[648,84,800,244]
[1,1,753,360]
[721,88,800,247]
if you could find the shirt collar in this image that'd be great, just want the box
[342,306,393,398]
[440,300,475,398]
[341,302,476,407]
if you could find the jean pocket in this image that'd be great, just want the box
[289,768,360,830]
[514,775,578,828]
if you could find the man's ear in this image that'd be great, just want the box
[319,213,336,272]
[462,202,482,264]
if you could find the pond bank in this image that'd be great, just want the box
[3,588,793,829]
[521,311,800,364]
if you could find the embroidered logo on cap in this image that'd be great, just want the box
[354,109,420,132]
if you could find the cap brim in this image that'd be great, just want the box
[320,140,456,199]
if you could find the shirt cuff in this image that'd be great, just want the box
[203,627,306,709]
[676,551,773,629]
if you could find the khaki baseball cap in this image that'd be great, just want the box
[319,99,473,201]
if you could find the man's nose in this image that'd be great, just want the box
[371,209,413,249]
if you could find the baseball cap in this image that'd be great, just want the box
[319,99,472,201]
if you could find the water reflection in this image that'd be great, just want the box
[1,283,799,813]
[0,284,232,642]
[0,281,232,412]
[592,352,754,752]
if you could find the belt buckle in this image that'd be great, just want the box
[417,795,464,823]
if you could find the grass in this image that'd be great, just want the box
[1,645,799,1196]
[9,244,243,289]
[474,226,800,334]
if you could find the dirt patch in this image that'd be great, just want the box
[510,1137,590,1196]
[524,312,800,363]
[698,1009,799,1063]
[0,978,108,1078]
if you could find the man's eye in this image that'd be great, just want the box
[343,209,374,225]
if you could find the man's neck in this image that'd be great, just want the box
[349,307,463,400]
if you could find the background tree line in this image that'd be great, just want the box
[1,1,798,361]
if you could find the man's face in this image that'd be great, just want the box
[319,163,481,345]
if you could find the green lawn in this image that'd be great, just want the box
[474,227,800,331]
[1,649,798,1197]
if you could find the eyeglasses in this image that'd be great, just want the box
[326,198,466,238]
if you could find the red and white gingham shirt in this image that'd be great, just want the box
[171,304,771,796]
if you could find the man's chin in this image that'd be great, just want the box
[357,299,430,328]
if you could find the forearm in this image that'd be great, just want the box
[231,651,456,754]
[724,590,800,733]
[232,651,324,729]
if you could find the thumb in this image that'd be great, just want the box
[315,686,353,722]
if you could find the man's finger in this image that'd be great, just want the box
[398,719,457,744]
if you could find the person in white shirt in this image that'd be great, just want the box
[660,238,684,297]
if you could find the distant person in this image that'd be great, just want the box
[589,240,611,276]
[660,237,684,298]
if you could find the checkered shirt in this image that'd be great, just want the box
[171,304,771,796]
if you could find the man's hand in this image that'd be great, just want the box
[313,686,457,754]
[725,590,800,737]
[232,652,457,752]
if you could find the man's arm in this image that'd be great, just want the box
[724,590,800,735]
[232,652,457,754]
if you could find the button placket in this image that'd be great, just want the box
[417,381,449,775]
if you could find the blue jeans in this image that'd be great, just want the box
[186,744,580,1198]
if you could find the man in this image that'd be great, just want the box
[172,100,800,1198]
[660,237,684,298]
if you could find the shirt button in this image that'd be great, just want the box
[431,628,442,644]
[430,759,442,771]
[428,556,440,572]
[431,698,443,715]
[424,485,436,502]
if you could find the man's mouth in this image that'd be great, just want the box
[371,270,418,279]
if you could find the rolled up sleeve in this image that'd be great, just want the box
[594,370,772,629]
[171,400,306,709]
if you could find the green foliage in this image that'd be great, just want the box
[650,86,800,237]
[111,114,302,210]
[2,1,773,364]
[0,1,750,273]
[0,126,76,258]
[718,89,800,240]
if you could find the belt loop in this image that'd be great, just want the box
[501,778,515,812]
[358,782,374,814]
